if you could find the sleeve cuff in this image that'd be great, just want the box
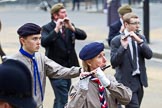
[138,40,144,46]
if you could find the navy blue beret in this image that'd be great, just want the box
[79,42,104,60]
[0,59,36,108]
[17,23,41,37]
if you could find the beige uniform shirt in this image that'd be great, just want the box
[65,75,132,108]
[12,52,80,107]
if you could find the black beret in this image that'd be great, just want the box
[79,42,104,60]
[0,59,36,108]
[17,23,41,37]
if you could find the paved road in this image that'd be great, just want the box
[0,3,162,108]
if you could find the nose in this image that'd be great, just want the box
[65,12,67,17]
[37,39,41,45]
[103,56,107,63]
[136,22,140,27]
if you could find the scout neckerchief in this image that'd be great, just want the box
[19,47,43,101]
[91,76,108,108]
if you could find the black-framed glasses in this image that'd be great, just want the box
[129,22,140,25]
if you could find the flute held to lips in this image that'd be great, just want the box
[121,30,141,40]
[80,65,111,80]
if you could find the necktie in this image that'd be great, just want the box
[62,26,65,39]
[132,40,137,71]
[19,48,44,101]
[91,77,108,108]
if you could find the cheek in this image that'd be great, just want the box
[129,26,135,31]
[91,61,102,68]
[26,41,36,47]
[98,59,106,67]
[27,41,33,45]
[60,14,65,19]
[133,27,137,31]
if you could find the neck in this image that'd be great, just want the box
[19,47,35,59]
[22,47,34,55]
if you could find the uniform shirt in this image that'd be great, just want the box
[65,74,132,108]
[12,52,80,107]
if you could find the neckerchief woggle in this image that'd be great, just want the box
[19,47,43,101]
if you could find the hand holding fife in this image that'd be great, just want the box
[95,67,110,88]
[63,17,75,32]
[121,36,128,49]
[80,65,111,80]
[129,31,143,43]
[63,17,70,23]
[79,72,91,90]
[80,71,95,80]
[55,19,64,32]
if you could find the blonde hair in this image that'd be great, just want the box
[50,3,64,19]
[123,12,138,23]
[118,4,132,16]
[82,61,91,72]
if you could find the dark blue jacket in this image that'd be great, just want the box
[108,20,122,46]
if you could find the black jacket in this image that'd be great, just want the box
[41,21,87,67]
[0,43,5,62]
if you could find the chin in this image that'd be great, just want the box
[34,49,39,52]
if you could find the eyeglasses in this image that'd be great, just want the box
[129,22,140,25]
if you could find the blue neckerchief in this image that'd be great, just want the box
[19,47,43,101]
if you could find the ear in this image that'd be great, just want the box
[53,14,58,20]
[124,22,129,28]
[4,103,12,108]
[86,60,91,67]
[0,102,12,108]
[19,37,25,45]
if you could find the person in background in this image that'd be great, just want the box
[110,12,152,108]
[107,0,121,27]
[41,3,87,108]
[72,0,80,11]
[65,42,132,108]
[85,0,92,10]
[0,20,6,62]
[58,0,66,7]
[108,4,132,47]
[11,23,88,108]
[0,59,36,108]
